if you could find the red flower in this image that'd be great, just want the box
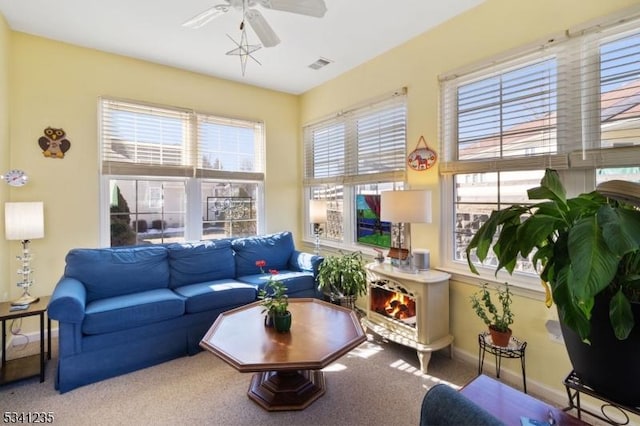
[256,260,266,268]
[269,269,279,275]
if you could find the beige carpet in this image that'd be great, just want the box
[2,333,477,425]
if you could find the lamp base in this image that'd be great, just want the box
[11,294,39,306]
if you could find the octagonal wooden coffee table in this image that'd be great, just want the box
[200,298,366,411]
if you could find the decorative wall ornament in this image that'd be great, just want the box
[407,136,437,171]
[38,127,71,158]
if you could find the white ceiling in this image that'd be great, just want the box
[0,0,484,94]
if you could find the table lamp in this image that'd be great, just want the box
[5,202,45,305]
[380,190,432,272]
[309,199,327,255]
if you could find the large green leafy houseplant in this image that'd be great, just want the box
[466,169,640,342]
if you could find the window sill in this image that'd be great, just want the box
[438,262,546,302]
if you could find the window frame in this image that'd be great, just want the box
[302,90,408,251]
[99,97,265,246]
[439,17,640,291]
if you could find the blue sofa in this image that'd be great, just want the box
[47,231,322,393]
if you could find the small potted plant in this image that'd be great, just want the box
[470,282,514,347]
[317,250,367,310]
[257,260,291,332]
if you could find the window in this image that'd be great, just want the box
[441,17,640,285]
[100,98,264,246]
[303,90,407,249]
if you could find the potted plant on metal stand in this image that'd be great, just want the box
[470,282,514,347]
[317,250,367,310]
[465,168,640,406]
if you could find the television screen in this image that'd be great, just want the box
[356,194,392,248]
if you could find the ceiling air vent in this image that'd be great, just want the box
[308,57,332,70]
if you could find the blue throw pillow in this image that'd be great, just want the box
[232,231,294,276]
[167,240,235,288]
[65,246,170,302]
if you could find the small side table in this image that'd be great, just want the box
[478,331,527,393]
[0,296,51,385]
[563,370,640,425]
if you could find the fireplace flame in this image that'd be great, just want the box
[370,286,416,324]
[385,292,413,319]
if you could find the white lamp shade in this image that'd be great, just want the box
[380,190,432,224]
[309,200,328,224]
[5,202,45,240]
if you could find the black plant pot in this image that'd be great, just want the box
[560,292,640,406]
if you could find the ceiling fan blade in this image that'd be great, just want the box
[245,9,280,48]
[257,0,327,18]
[182,5,229,29]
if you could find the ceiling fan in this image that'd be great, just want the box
[182,0,328,48]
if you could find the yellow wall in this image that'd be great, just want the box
[0,14,10,301]
[300,0,640,401]
[7,33,300,302]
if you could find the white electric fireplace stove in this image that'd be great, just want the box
[361,263,453,373]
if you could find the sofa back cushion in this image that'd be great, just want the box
[167,240,235,288]
[65,246,170,302]
[232,231,294,276]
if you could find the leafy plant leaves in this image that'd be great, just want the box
[568,216,619,303]
[610,288,634,340]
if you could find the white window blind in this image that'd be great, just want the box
[441,51,569,174]
[195,113,265,181]
[307,123,345,182]
[304,91,407,186]
[100,98,265,180]
[569,23,640,168]
[101,99,193,177]
[441,17,640,175]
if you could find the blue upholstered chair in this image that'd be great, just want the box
[420,384,505,426]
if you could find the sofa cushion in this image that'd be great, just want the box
[167,240,235,288]
[65,246,170,303]
[232,231,294,277]
[82,289,184,335]
[173,280,257,313]
[236,270,316,294]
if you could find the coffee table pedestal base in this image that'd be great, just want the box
[248,370,325,411]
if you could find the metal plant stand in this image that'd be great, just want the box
[478,331,527,393]
[563,370,640,425]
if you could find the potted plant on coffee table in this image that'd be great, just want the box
[317,250,367,310]
[465,168,640,405]
[257,260,291,332]
[470,282,514,347]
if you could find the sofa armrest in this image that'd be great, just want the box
[289,250,324,275]
[47,277,87,324]
[420,384,505,426]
